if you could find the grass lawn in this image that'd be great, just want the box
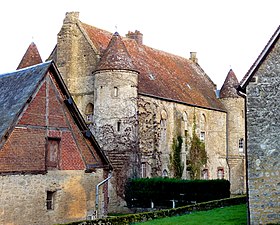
[135,204,247,225]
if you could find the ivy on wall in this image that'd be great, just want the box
[170,136,184,179]
[188,118,207,179]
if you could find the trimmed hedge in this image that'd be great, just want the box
[56,195,246,225]
[125,178,230,208]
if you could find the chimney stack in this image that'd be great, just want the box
[126,30,143,45]
[64,12,79,24]
[190,52,198,63]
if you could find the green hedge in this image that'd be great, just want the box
[125,178,230,208]
[56,195,246,225]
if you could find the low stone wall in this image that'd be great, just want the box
[57,195,246,225]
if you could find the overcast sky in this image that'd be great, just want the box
[0,0,279,88]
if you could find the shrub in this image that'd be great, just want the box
[125,178,230,208]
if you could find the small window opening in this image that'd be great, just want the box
[239,138,244,152]
[46,191,55,210]
[200,132,205,142]
[85,103,94,123]
[46,138,60,169]
[217,167,224,179]
[141,162,147,178]
[162,169,168,178]
[117,121,121,132]
[114,87,118,97]
[202,169,208,180]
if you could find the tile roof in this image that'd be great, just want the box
[220,69,240,98]
[81,23,225,112]
[17,42,43,69]
[95,32,137,72]
[0,62,51,140]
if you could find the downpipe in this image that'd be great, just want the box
[95,171,112,217]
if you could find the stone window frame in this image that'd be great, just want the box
[46,137,61,169]
[85,103,94,124]
[113,86,119,97]
[217,167,224,179]
[200,113,206,142]
[162,169,168,178]
[141,162,147,178]
[117,121,121,132]
[200,131,206,142]
[238,138,244,153]
[182,112,188,137]
[160,109,168,142]
[46,191,56,210]
[201,168,209,180]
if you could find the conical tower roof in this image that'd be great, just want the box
[220,69,240,98]
[95,32,137,72]
[17,42,43,69]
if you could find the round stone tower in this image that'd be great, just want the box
[220,69,246,194]
[92,32,140,212]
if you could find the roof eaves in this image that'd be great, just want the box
[240,25,280,90]
[139,92,227,113]
[50,62,113,170]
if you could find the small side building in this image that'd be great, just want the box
[0,61,112,225]
[239,25,280,224]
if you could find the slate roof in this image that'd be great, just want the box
[239,25,280,90]
[95,32,137,72]
[17,42,43,69]
[0,62,50,140]
[220,69,240,98]
[81,23,225,112]
[0,61,112,170]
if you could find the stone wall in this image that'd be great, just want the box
[56,12,99,117]
[246,39,280,224]
[93,70,139,213]
[0,170,105,225]
[138,95,228,181]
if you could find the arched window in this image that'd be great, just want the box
[200,113,206,130]
[182,112,188,136]
[162,169,168,178]
[201,169,209,180]
[141,162,147,178]
[160,110,167,142]
[114,87,119,97]
[85,103,94,123]
[200,113,206,142]
[217,167,224,179]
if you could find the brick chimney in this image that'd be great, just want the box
[126,30,143,45]
[190,52,198,63]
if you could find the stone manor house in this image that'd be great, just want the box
[46,12,246,212]
[0,10,246,221]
